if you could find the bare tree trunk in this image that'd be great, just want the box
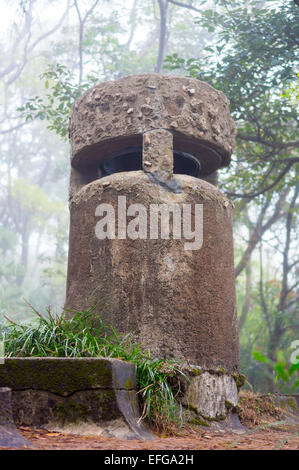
[16,222,30,288]
[278,185,299,312]
[257,186,299,392]
[155,0,168,73]
[139,29,160,60]
[267,186,299,378]
[239,260,252,331]
[235,190,289,278]
[74,0,100,83]
[126,0,139,49]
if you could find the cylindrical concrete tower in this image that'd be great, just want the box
[66,74,241,420]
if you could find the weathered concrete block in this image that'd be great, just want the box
[182,372,239,419]
[69,73,235,171]
[0,358,154,440]
[0,357,135,395]
[0,387,34,449]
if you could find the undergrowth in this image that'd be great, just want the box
[0,304,188,433]
[237,391,283,428]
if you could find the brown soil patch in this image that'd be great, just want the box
[0,421,297,451]
[1,393,298,450]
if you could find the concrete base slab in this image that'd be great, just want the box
[0,358,155,441]
[208,412,246,434]
[0,387,34,449]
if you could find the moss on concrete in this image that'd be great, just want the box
[54,401,90,423]
[232,372,246,390]
[0,358,135,396]
[189,416,210,427]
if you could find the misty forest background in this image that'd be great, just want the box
[0,0,298,393]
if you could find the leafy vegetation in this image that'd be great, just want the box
[18,64,96,139]
[253,349,299,392]
[165,0,299,198]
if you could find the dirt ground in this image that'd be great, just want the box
[1,392,298,450]
[0,420,295,450]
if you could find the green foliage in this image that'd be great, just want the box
[1,305,187,428]
[165,0,299,198]
[136,357,184,427]
[253,349,299,392]
[281,72,299,108]
[252,351,271,365]
[17,64,97,139]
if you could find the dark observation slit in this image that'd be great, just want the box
[98,148,202,178]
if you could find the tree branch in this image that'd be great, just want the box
[237,133,299,150]
[226,159,298,199]
[0,0,33,80]
[168,0,201,13]
[5,0,71,86]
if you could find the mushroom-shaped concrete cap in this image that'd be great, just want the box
[69,73,236,175]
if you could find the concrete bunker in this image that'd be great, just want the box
[65,73,240,421]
